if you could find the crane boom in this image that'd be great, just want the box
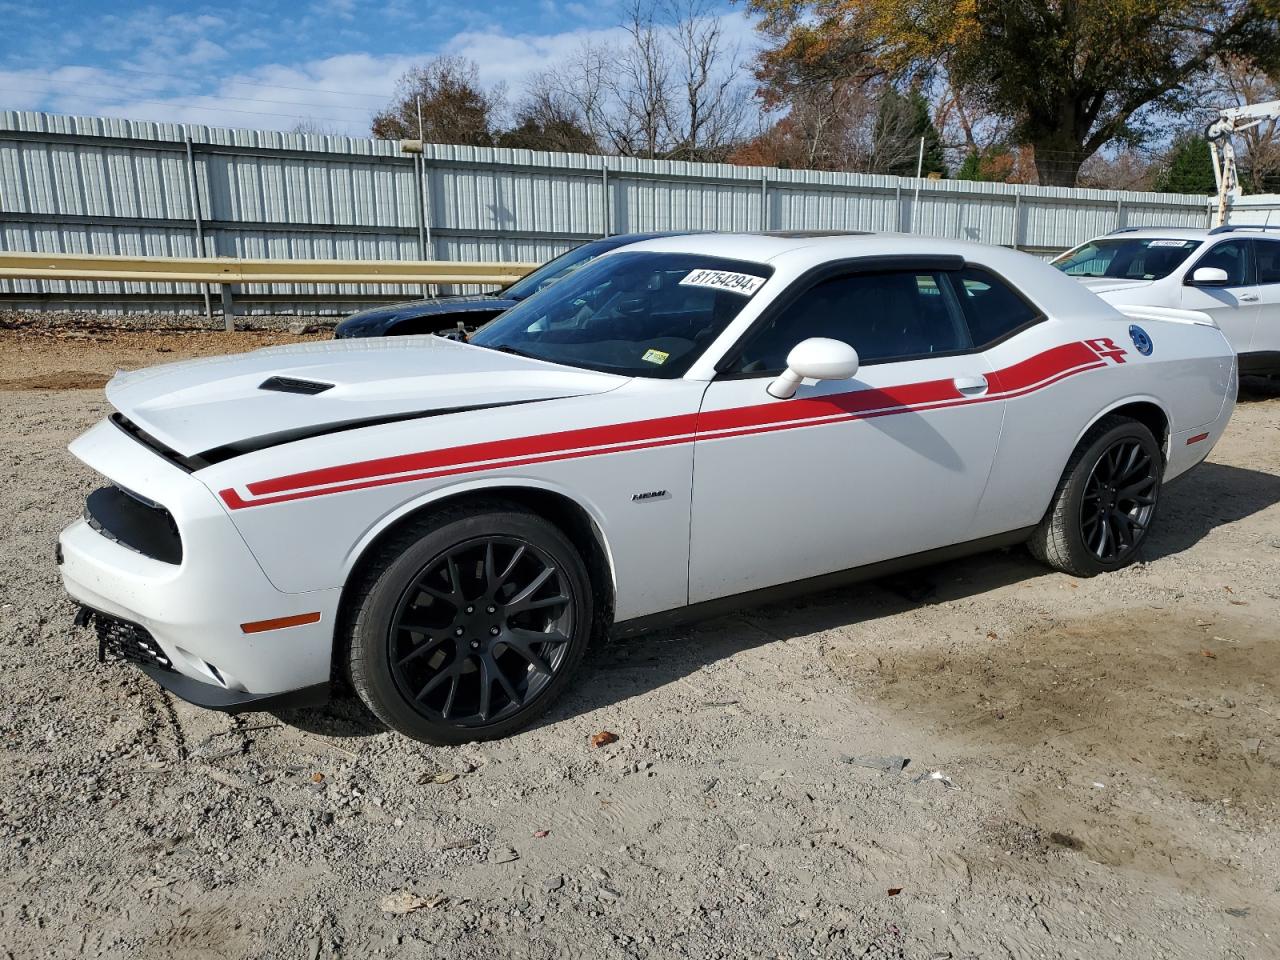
[1205,99,1280,226]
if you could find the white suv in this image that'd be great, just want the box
[1053,226,1280,376]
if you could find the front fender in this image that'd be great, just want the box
[338,474,619,592]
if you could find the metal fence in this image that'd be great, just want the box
[1223,195,1280,225]
[0,109,1217,315]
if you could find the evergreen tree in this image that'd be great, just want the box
[872,89,947,177]
[1152,136,1217,194]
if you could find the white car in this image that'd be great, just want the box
[1052,225,1280,375]
[58,233,1237,743]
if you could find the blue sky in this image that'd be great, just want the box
[0,0,759,136]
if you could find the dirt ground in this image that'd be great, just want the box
[1,329,1278,960]
[0,328,328,391]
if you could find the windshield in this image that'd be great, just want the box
[1051,238,1202,280]
[502,242,609,301]
[470,251,772,378]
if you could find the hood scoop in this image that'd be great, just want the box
[259,375,334,395]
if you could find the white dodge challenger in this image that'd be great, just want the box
[58,233,1237,743]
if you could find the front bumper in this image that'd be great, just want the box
[58,419,341,703]
[79,605,329,712]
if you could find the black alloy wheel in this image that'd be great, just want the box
[345,503,593,744]
[1028,415,1163,577]
[388,537,575,727]
[1079,438,1158,563]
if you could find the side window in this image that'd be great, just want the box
[730,270,970,372]
[1254,240,1280,285]
[948,267,1042,347]
[1195,239,1255,286]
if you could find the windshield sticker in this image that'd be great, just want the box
[641,348,670,365]
[679,269,765,296]
[1147,239,1192,247]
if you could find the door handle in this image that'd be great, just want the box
[1239,293,1260,302]
[953,374,989,396]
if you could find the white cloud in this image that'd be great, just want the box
[186,39,230,66]
[3,8,763,138]
[312,0,358,21]
[447,10,760,96]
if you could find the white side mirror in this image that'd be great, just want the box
[1190,266,1230,286]
[767,337,860,399]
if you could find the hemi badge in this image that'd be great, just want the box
[1186,432,1209,445]
[241,612,322,634]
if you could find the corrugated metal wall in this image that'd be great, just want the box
[1224,195,1280,225]
[0,110,1215,315]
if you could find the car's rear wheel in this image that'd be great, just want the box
[345,503,592,744]
[1028,415,1162,577]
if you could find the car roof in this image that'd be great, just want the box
[608,230,1112,320]
[1100,227,1211,240]
[593,230,698,249]
[611,230,1027,268]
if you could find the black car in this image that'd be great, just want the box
[333,232,689,339]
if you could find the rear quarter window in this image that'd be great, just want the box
[948,267,1043,347]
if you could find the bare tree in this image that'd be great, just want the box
[666,0,751,160]
[932,79,1011,167]
[613,0,672,158]
[289,118,340,137]
[538,0,750,160]
[1077,149,1158,191]
[1210,57,1280,193]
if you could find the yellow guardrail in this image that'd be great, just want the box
[0,251,537,285]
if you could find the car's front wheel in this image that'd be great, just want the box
[345,502,593,744]
[1028,415,1163,577]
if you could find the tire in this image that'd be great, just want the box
[344,501,593,744]
[1028,415,1163,577]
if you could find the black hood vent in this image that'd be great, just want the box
[259,376,334,395]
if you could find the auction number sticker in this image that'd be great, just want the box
[680,269,765,296]
[1147,239,1193,247]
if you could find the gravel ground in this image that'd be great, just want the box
[1,331,1278,959]
[1,308,342,335]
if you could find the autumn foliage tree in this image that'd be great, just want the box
[748,0,1280,186]
[372,57,504,146]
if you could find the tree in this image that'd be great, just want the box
[536,0,751,160]
[667,0,753,159]
[290,119,340,137]
[870,88,947,177]
[748,0,1280,186]
[498,78,600,153]
[1152,135,1218,193]
[933,82,1011,167]
[1208,56,1280,192]
[1077,149,1158,190]
[372,56,504,146]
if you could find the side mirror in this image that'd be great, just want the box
[767,337,860,399]
[1189,266,1230,286]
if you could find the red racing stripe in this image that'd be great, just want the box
[986,341,1099,393]
[221,341,1110,510]
[246,410,703,496]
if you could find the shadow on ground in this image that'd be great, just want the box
[281,455,1280,739]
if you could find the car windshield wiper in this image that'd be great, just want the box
[480,343,540,360]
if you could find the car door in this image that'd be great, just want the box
[687,265,1004,604]
[1180,237,1261,354]
[1249,238,1280,361]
